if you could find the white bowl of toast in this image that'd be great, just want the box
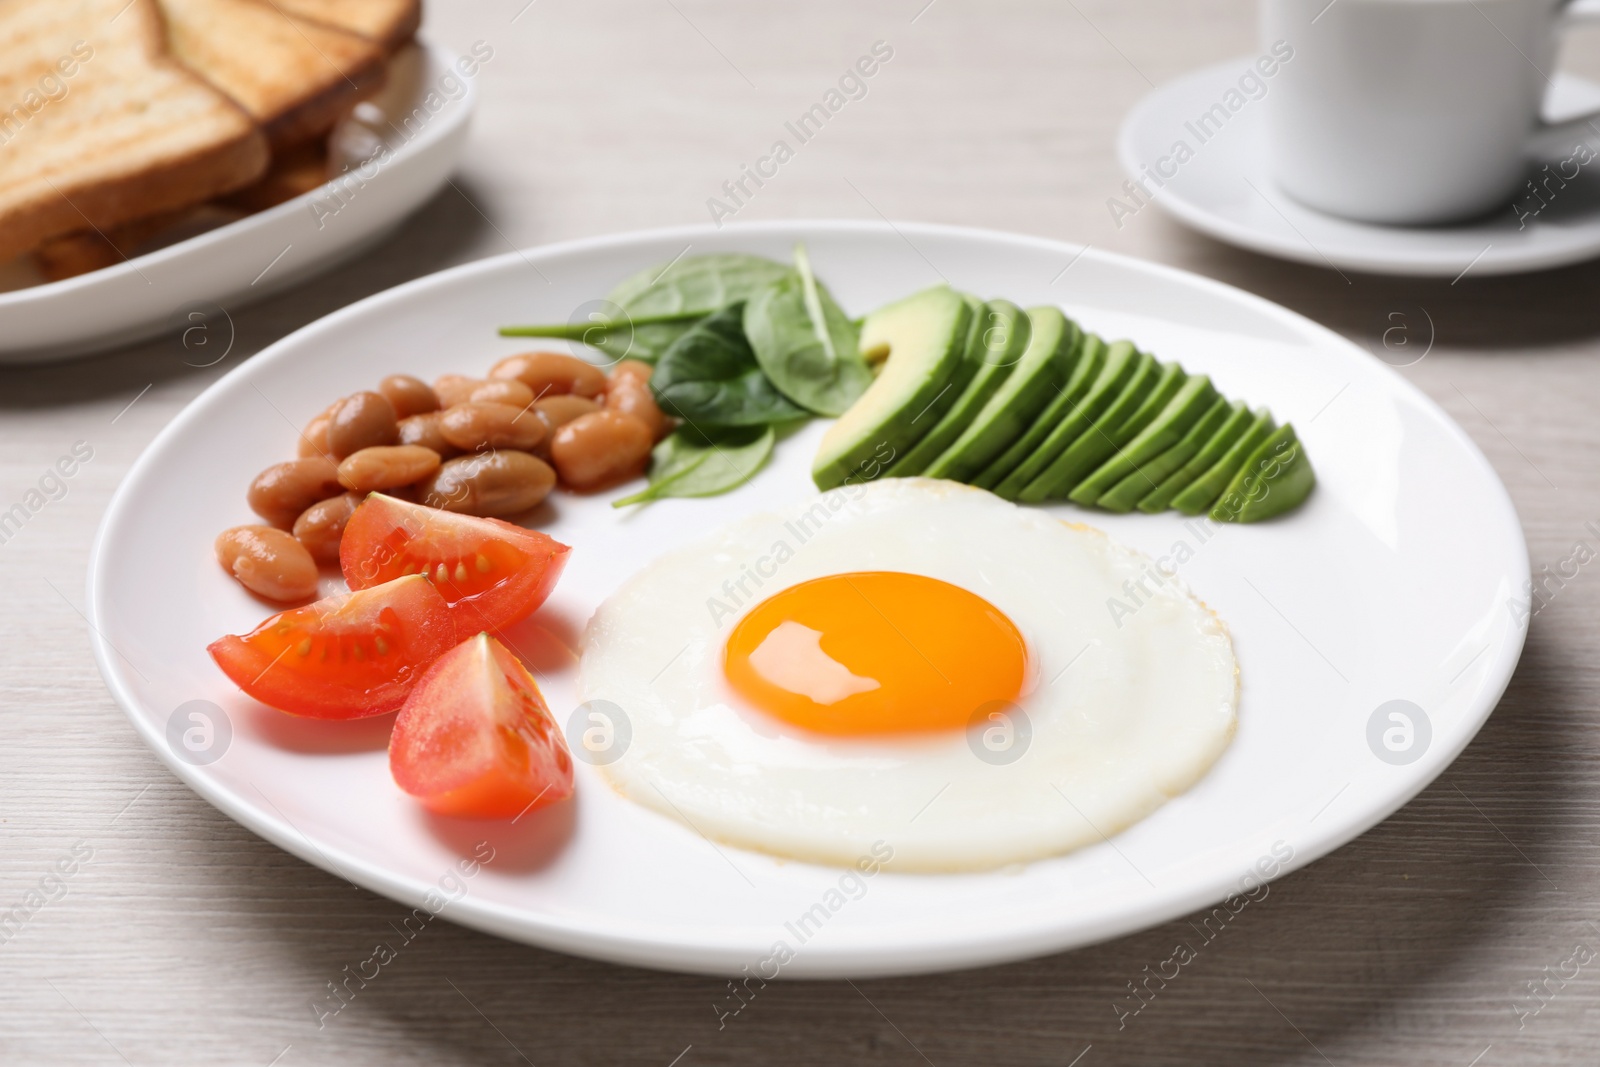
[0,0,474,363]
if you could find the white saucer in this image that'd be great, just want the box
[0,38,474,364]
[1118,59,1600,277]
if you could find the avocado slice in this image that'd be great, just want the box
[1136,400,1254,513]
[1210,423,1315,522]
[992,336,1138,500]
[1170,407,1277,515]
[1069,374,1221,506]
[1017,349,1165,502]
[922,306,1076,483]
[976,330,1099,491]
[812,287,975,490]
[884,299,1031,477]
[1099,395,1232,513]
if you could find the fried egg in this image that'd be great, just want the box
[578,478,1238,872]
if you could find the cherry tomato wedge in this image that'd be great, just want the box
[208,575,456,719]
[390,633,574,819]
[340,494,570,635]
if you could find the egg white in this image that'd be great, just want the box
[578,478,1238,872]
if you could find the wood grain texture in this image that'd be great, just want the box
[5,1,1600,1063]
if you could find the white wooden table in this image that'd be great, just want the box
[5,2,1600,1063]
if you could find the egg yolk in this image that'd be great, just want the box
[723,571,1028,735]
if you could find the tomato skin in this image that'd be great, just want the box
[390,633,573,819]
[340,494,570,635]
[208,575,456,719]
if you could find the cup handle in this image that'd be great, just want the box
[1529,0,1600,157]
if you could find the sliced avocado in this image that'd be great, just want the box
[1112,360,1186,441]
[1069,374,1220,506]
[1136,400,1254,514]
[976,330,1100,491]
[1170,407,1277,515]
[922,306,1076,483]
[884,299,1031,477]
[1210,423,1315,522]
[812,287,975,490]
[994,337,1139,501]
[1100,395,1232,513]
[1017,349,1162,502]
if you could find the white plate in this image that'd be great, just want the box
[0,38,475,364]
[1118,58,1600,277]
[87,220,1529,978]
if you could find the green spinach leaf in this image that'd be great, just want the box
[499,254,795,363]
[650,303,808,426]
[742,244,870,417]
[613,425,775,506]
[607,253,794,317]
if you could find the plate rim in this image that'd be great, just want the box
[85,218,1530,976]
[1117,57,1600,278]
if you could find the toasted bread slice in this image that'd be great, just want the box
[219,140,329,211]
[160,0,386,149]
[32,206,198,281]
[35,140,330,281]
[0,0,268,262]
[271,0,421,51]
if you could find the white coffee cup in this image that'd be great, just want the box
[1262,0,1600,225]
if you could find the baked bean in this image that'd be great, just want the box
[337,445,441,492]
[536,395,601,428]
[248,457,343,528]
[298,397,347,456]
[468,379,536,407]
[396,411,461,459]
[610,360,653,385]
[604,376,666,440]
[216,525,319,602]
[550,410,652,490]
[420,451,556,517]
[528,396,600,459]
[439,402,545,452]
[378,374,440,418]
[489,351,607,398]
[327,391,398,459]
[292,492,360,565]
[297,413,332,458]
[385,483,421,504]
[432,374,486,408]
